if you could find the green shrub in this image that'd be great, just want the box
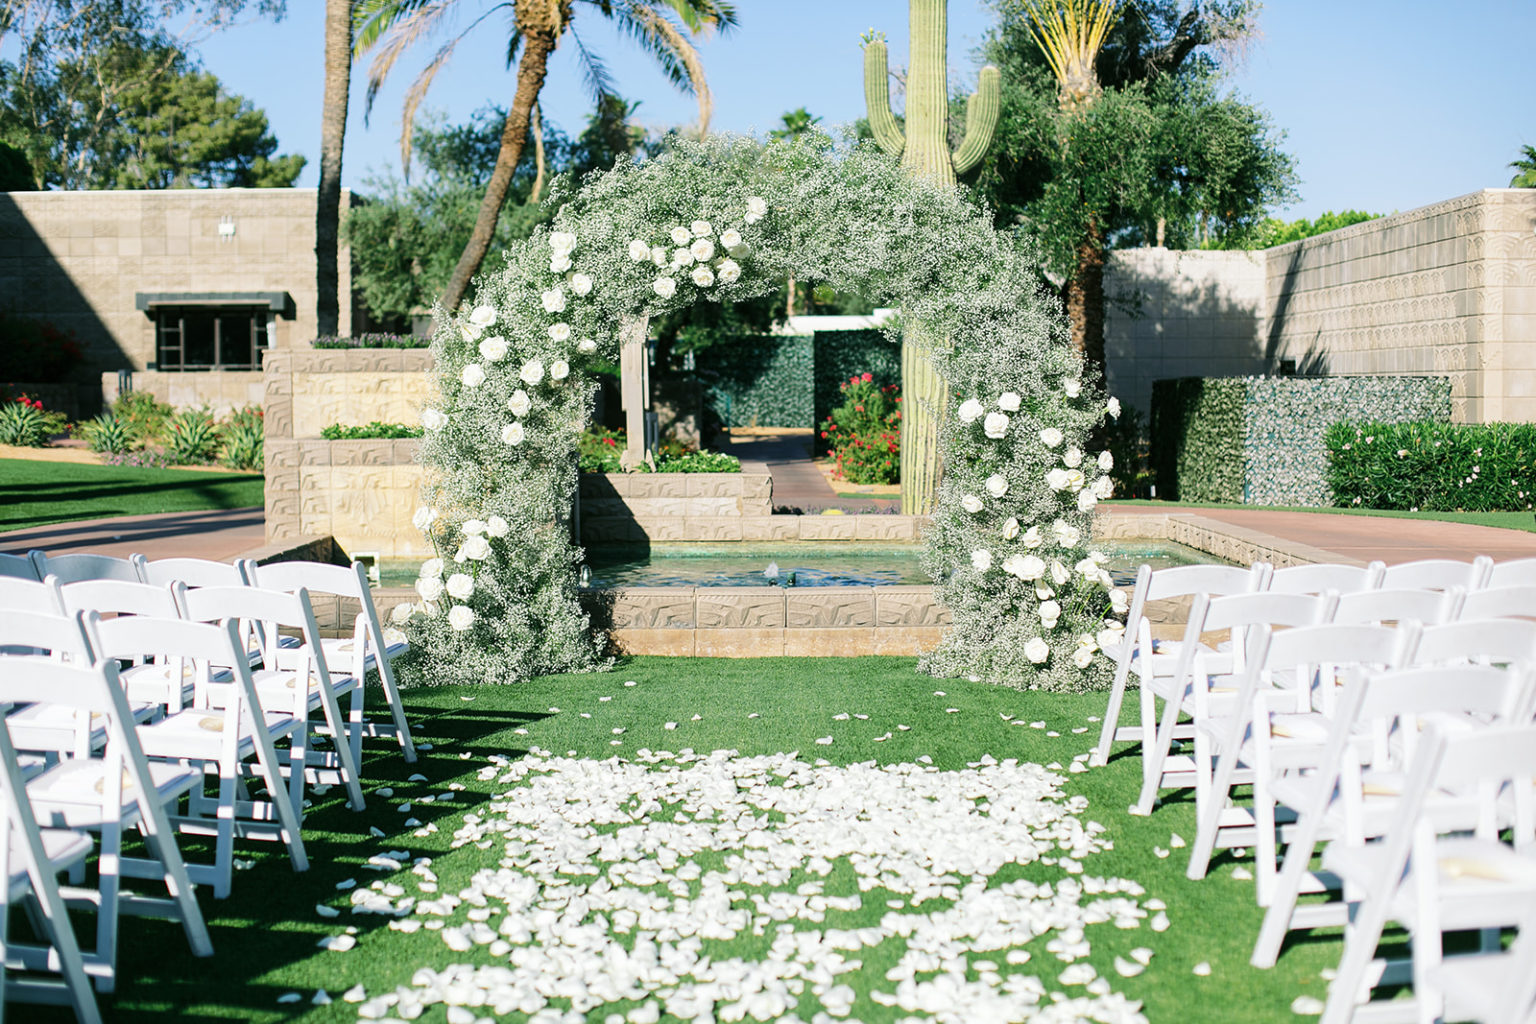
[112,391,175,447]
[578,425,740,473]
[311,334,429,349]
[578,425,625,473]
[163,409,220,465]
[1102,402,1153,499]
[218,406,264,471]
[319,421,424,440]
[79,413,135,454]
[0,396,48,446]
[1326,420,1536,512]
[1149,378,1245,502]
[656,449,740,473]
[819,373,901,485]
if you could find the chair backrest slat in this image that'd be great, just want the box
[1333,587,1456,627]
[57,578,181,619]
[1459,585,1536,623]
[1412,618,1536,667]
[1381,556,1493,592]
[134,555,251,589]
[29,550,141,585]
[0,550,40,581]
[1485,557,1536,590]
[1268,561,1384,596]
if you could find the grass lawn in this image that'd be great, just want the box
[54,658,1346,1023]
[0,459,263,532]
[1107,498,1536,534]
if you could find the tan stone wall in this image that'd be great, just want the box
[100,369,265,414]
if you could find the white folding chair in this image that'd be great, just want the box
[85,613,310,900]
[54,577,200,712]
[0,577,66,659]
[1094,561,1270,770]
[0,552,39,582]
[247,559,417,765]
[27,553,139,586]
[1252,663,1532,970]
[1330,587,1460,628]
[3,630,213,992]
[1320,723,1536,1024]
[1484,557,1536,590]
[1459,585,1536,623]
[1380,556,1493,592]
[1267,561,1384,596]
[132,555,254,590]
[1426,904,1536,1024]
[0,607,127,761]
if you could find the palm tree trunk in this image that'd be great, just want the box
[316,0,352,338]
[438,25,558,313]
[1067,218,1106,379]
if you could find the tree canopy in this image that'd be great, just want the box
[1511,144,1536,189]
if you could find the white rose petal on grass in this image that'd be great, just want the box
[1151,911,1171,932]
[507,389,531,417]
[983,411,1010,438]
[541,288,567,313]
[478,336,507,362]
[460,363,485,388]
[815,736,833,745]
[691,265,715,287]
[1114,956,1145,978]
[468,304,497,328]
[277,992,302,1004]
[653,277,677,298]
[628,239,651,261]
[1291,996,1324,1016]
[985,474,1009,498]
[570,273,593,296]
[664,722,677,730]
[1232,866,1254,881]
[550,360,570,381]
[1169,832,1186,848]
[1193,961,1211,976]
[1153,846,1169,859]
[520,359,545,385]
[958,398,985,423]
[501,423,525,446]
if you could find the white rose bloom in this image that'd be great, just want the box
[717,259,742,284]
[390,601,413,624]
[1021,525,1043,548]
[507,389,531,417]
[719,228,742,248]
[1109,589,1130,613]
[1089,549,1110,564]
[570,273,593,296]
[958,399,985,423]
[1063,447,1083,468]
[1072,647,1095,669]
[469,305,497,328]
[690,238,716,262]
[1014,555,1047,581]
[1046,468,1071,491]
[460,322,483,342]
[1024,637,1051,664]
[478,336,508,362]
[548,322,571,343]
[462,535,491,561]
[1078,632,1098,652]
[445,573,474,600]
[1094,475,1115,499]
[985,474,1008,498]
[1039,427,1064,448]
[1063,379,1082,398]
[628,239,652,262]
[653,277,677,298]
[415,576,444,602]
[1066,469,1086,492]
[541,288,566,313]
[1107,396,1122,418]
[1039,600,1062,626]
[983,412,1010,438]
[1002,517,1021,540]
[421,409,446,431]
[461,363,485,388]
[520,359,545,385]
[1077,489,1099,512]
[447,605,476,632]
[462,519,486,536]
[692,265,715,287]
[1098,450,1114,470]
[550,360,570,381]
[550,254,572,273]
[1096,627,1123,651]
[998,392,1022,412]
[961,494,984,514]
[1075,557,1101,579]
[671,247,695,268]
[411,507,438,532]
[548,230,577,254]
[1050,560,1070,586]
[745,196,768,221]
[651,246,668,267]
[419,557,444,579]
[501,422,525,446]
[577,338,598,354]
[1036,583,1055,600]
[1053,520,1081,547]
[670,226,692,245]
[971,549,993,572]
[485,516,509,538]
[691,219,713,237]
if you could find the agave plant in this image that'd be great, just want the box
[79,413,134,455]
[0,399,47,447]
[164,409,221,465]
[218,412,265,471]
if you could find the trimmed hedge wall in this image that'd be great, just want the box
[1151,376,1452,506]
[812,330,902,430]
[1327,420,1536,511]
[697,329,902,431]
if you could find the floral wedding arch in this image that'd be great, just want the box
[399,137,1124,691]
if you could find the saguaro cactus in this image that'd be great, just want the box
[863,0,1000,513]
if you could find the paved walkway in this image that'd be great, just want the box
[0,507,264,562]
[717,431,900,513]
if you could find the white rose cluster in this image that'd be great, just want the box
[640,202,760,304]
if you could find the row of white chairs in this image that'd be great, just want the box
[0,551,417,1023]
[1096,554,1536,1022]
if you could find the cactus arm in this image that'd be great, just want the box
[951,64,1000,176]
[862,36,906,159]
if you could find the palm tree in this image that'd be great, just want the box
[317,0,353,338]
[353,0,737,313]
[1511,144,1536,189]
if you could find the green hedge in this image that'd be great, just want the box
[812,330,901,430]
[1151,376,1452,505]
[699,334,814,429]
[320,421,424,439]
[1327,420,1536,512]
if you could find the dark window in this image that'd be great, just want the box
[154,307,264,370]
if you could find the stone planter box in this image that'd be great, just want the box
[263,348,435,441]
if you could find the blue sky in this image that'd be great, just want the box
[191,0,1536,220]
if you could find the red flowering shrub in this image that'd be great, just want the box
[820,374,900,485]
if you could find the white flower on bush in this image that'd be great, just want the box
[548,322,571,343]
[1065,469,1086,492]
[549,230,576,255]
[468,305,497,329]
[961,494,984,514]
[1046,468,1071,491]
[1039,427,1063,448]
[390,601,413,624]
[507,390,531,417]
[462,520,486,537]
[717,259,742,284]
[1039,600,1062,628]
[520,359,545,385]
[1093,475,1115,500]
[1098,450,1114,470]
[1002,517,1020,540]
[550,254,572,273]
[985,474,1009,498]
[447,605,476,632]
[984,412,1010,438]
[1050,560,1070,586]
[421,408,446,432]
[650,246,667,267]
[1004,554,1046,581]
[745,196,767,223]
[1053,520,1081,546]
[1063,447,1083,468]
[958,399,985,423]
[1061,379,1080,399]
[570,273,593,296]
[419,557,444,579]
[1036,583,1054,601]
[460,322,483,342]
[446,573,474,600]
[670,226,692,245]
[628,239,651,262]
[550,360,570,381]
[998,391,1021,412]
[692,265,715,287]
[501,422,525,446]
[671,247,695,268]
[1096,626,1124,651]
[691,219,713,237]
[1076,557,1104,581]
[461,363,485,388]
[971,549,993,572]
[461,535,491,561]
[690,238,716,262]
[1021,525,1043,549]
[1107,396,1122,418]
[415,575,444,602]
[412,506,438,531]
[1077,489,1099,512]
[720,228,742,249]
[1072,646,1095,669]
[1109,589,1130,614]
[1025,637,1050,664]
[541,288,566,313]
[577,338,598,354]
[653,277,677,299]
[478,336,508,362]
[485,516,509,538]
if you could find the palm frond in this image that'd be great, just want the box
[352,0,435,55]
[566,24,619,104]
[398,27,477,175]
[654,0,737,36]
[610,1,714,132]
[361,0,458,119]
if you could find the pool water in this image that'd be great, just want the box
[379,540,1219,589]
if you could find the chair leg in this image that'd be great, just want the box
[93,823,120,994]
[212,771,236,900]
[1188,738,1245,881]
[1135,681,1187,816]
[373,650,417,764]
[1093,656,1132,767]
[1252,815,1326,968]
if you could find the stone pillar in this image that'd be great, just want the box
[618,313,651,471]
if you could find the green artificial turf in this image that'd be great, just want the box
[39,657,1347,1023]
[1107,498,1536,534]
[0,459,263,532]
